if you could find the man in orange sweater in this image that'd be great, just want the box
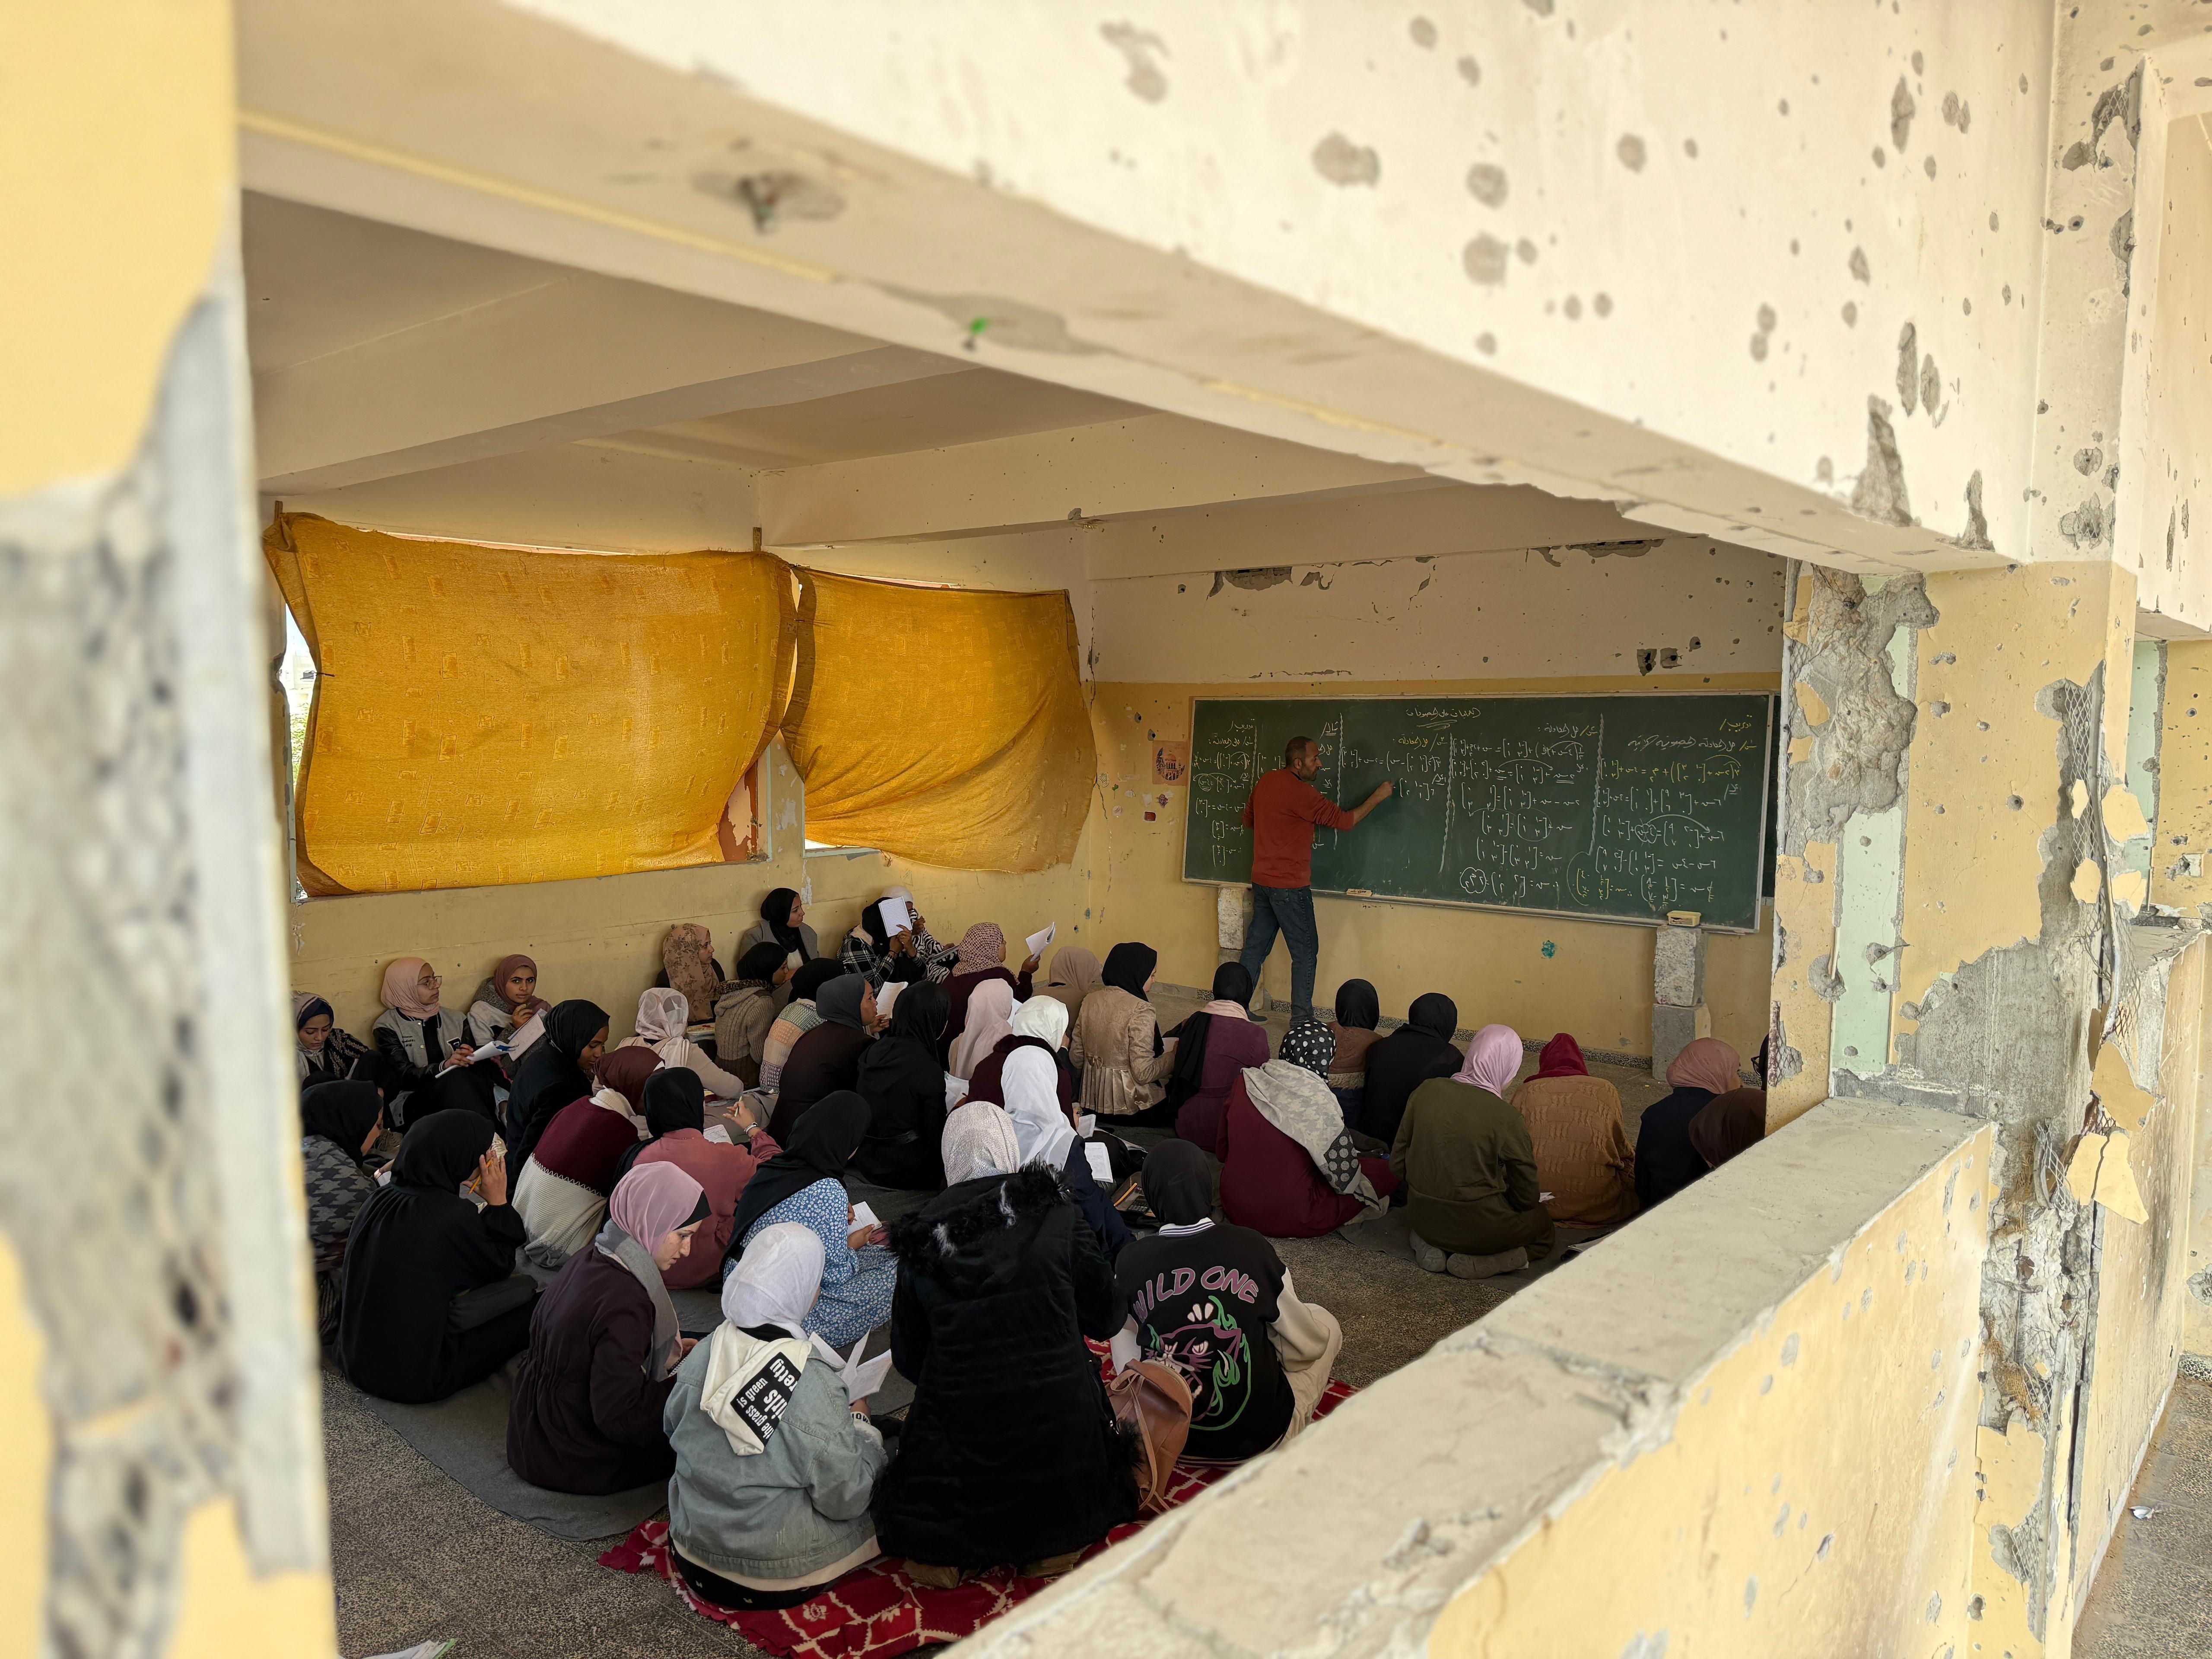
[1237,736,1394,1022]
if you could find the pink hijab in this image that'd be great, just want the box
[955,923,1007,976]
[1666,1037,1743,1097]
[380,957,439,1020]
[1454,1023,1523,1097]
[609,1161,704,1253]
[950,979,1017,1080]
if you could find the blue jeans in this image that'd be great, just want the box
[1239,884,1319,1023]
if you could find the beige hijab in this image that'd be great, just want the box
[1040,945,1101,1014]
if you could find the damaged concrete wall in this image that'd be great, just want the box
[961,1101,1990,1658]
[1087,539,1782,1055]
[0,1,336,1653]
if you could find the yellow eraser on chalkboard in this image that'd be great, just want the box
[1667,910,1702,927]
[1347,888,1374,898]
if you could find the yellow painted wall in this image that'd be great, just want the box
[2152,639,2212,916]
[1431,1127,1994,1656]
[1090,679,1774,1057]
[291,738,1099,1035]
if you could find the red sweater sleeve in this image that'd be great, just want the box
[1290,779,1357,831]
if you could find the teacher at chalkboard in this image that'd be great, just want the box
[1237,736,1395,1023]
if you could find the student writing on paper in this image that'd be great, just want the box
[462,953,550,1054]
[294,993,381,1091]
[507,1164,710,1496]
[725,1094,897,1349]
[621,987,747,1100]
[760,959,842,1094]
[370,958,502,1127]
[625,1070,781,1287]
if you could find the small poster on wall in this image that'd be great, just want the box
[1151,740,1190,786]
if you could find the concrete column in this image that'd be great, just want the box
[1649,920,1710,1081]
[1775,557,2145,1655]
[0,3,335,1652]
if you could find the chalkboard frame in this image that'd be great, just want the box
[1177,691,1777,934]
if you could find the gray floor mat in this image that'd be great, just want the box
[333,1359,667,1543]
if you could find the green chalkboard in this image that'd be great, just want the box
[1181,694,1775,932]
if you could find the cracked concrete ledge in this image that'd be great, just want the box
[956,1100,1985,1658]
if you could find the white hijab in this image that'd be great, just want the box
[636,987,690,1045]
[1004,1047,1076,1171]
[1011,995,1068,1049]
[722,1222,823,1338]
[942,1101,1023,1185]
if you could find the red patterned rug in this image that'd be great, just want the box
[600,1380,1353,1659]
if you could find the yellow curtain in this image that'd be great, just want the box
[264,512,794,895]
[784,571,1091,872]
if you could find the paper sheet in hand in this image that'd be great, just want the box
[702,1123,733,1144]
[1025,923,1055,960]
[506,1011,546,1052]
[811,1335,896,1404]
[877,897,912,937]
[1077,1114,1096,1138]
[1084,1142,1114,1184]
[849,1201,879,1232]
[944,1073,969,1108]
[435,1040,506,1078]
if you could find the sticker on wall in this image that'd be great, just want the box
[1541,940,1557,958]
[1152,741,1190,785]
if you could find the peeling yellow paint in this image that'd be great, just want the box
[2110,870,2147,910]
[1795,680,1831,726]
[2152,641,2212,913]
[0,2,233,493]
[2071,858,2103,903]
[1788,734,1813,766]
[2069,778,2090,818]
[2101,783,2150,841]
[1768,840,1838,1129]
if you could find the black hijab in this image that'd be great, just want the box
[1141,1139,1213,1227]
[1407,993,1459,1041]
[1100,943,1157,1000]
[507,997,609,1168]
[883,980,949,1047]
[817,974,870,1033]
[789,957,842,1004]
[1334,979,1381,1030]
[1165,962,1256,1106]
[735,941,788,986]
[726,1090,871,1255]
[617,1068,708,1182]
[392,1109,495,1192]
[761,888,805,955]
[301,1080,383,1162]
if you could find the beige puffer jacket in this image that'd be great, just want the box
[1071,985,1177,1117]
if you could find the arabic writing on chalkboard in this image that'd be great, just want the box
[1182,695,1772,931]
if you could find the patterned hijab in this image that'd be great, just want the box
[1280,1019,1338,1078]
[954,922,1006,976]
[941,1102,1023,1186]
[662,924,720,1019]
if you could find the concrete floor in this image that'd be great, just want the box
[2075,1376,2212,1659]
[322,993,1678,1657]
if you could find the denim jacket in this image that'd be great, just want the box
[663,1327,887,1584]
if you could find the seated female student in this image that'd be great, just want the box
[1071,942,1180,1125]
[463,953,551,1055]
[338,1111,537,1403]
[938,923,1042,1065]
[301,1080,385,1341]
[371,958,500,1126]
[296,994,378,1091]
[738,888,816,1004]
[852,981,953,1192]
[875,1128,1135,1587]
[511,1047,662,1268]
[664,1224,887,1610]
[767,975,874,1141]
[1358,992,1463,1145]
[1509,1033,1637,1227]
[1216,1022,1395,1239]
[661,922,726,1021]
[508,1163,710,1495]
[1164,962,1272,1148]
[945,979,1016,1083]
[962,995,1076,1114]
[939,1099,1023,1188]
[505,999,612,1172]
[626,1070,779,1289]
[1004,1048,1131,1258]
[715,944,790,1089]
[761,959,842,1094]
[1688,1079,1766,1174]
[1636,1037,1747,1208]
[840,886,959,987]
[1392,1024,1553,1279]
[1324,979,1384,1122]
[1112,1141,1343,1465]
[626,988,748,1101]
[726,1093,897,1349]
[1035,944,1101,1020]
